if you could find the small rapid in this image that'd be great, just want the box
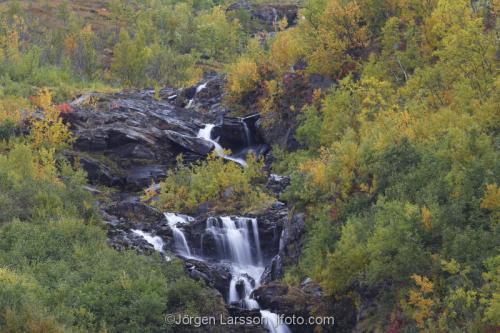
[132,229,165,253]
[197,124,247,166]
[164,213,193,258]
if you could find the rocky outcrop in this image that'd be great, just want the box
[261,211,305,284]
[255,72,334,151]
[252,280,337,333]
[175,75,228,114]
[227,1,298,31]
[185,259,233,298]
[62,91,216,190]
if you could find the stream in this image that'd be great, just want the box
[137,214,291,333]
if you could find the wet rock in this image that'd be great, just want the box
[227,1,298,32]
[104,200,166,227]
[226,306,261,320]
[266,174,291,195]
[252,281,336,333]
[165,130,215,155]
[185,259,233,298]
[261,212,305,284]
[212,114,263,152]
[62,91,213,190]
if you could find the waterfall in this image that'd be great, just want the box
[241,119,252,146]
[202,216,291,332]
[132,229,165,253]
[261,310,292,333]
[164,213,192,257]
[196,82,207,93]
[197,124,247,166]
[185,82,208,109]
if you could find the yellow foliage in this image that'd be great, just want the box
[409,274,435,328]
[440,258,461,275]
[481,184,500,225]
[300,0,368,77]
[411,274,434,293]
[0,96,31,125]
[421,206,432,230]
[226,57,260,98]
[481,184,500,212]
[268,28,303,73]
[28,89,73,151]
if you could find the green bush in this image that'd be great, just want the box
[0,144,98,224]
[0,218,224,333]
[154,153,273,214]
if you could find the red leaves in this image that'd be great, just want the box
[56,103,73,114]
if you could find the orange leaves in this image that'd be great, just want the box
[408,274,435,328]
[63,35,77,56]
[412,274,434,293]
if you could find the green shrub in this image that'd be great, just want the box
[153,153,273,214]
[0,218,220,333]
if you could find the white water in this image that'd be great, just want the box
[204,216,290,332]
[185,82,208,109]
[164,213,192,257]
[261,310,292,333]
[197,124,247,166]
[242,120,252,145]
[196,82,208,93]
[132,229,165,252]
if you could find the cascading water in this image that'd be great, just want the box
[203,216,290,333]
[261,310,291,333]
[164,213,192,257]
[132,230,165,253]
[241,119,252,146]
[197,124,247,166]
[186,82,208,108]
[142,212,289,332]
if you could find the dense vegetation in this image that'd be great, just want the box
[226,0,499,331]
[0,0,498,332]
[0,2,243,330]
[152,153,273,214]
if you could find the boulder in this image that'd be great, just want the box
[62,91,214,191]
[227,1,298,31]
[185,259,233,298]
[252,281,336,333]
[261,212,305,284]
[165,130,214,155]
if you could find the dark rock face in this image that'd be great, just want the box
[100,196,175,254]
[62,92,216,191]
[165,130,215,155]
[261,212,305,284]
[255,72,332,151]
[227,1,298,31]
[252,281,337,333]
[185,259,233,298]
[176,75,228,114]
[212,114,266,154]
[266,174,291,196]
